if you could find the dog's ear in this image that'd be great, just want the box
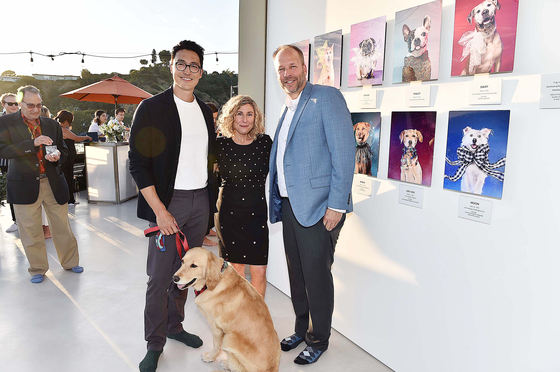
[204,251,223,291]
[416,130,424,143]
[399,130,405,143]
[494,0,501,10]
[423,15,431,31]
[402,25,411,41]
[463,126,471,134]
[359,40,364,49]
[353,123,358,131]
[481,128,493,138]
[365,122,371,131]
[467,9,475,25]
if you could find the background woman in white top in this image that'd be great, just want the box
[88,110,107,137]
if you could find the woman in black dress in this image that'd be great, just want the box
[54,110,91,205]
[215,95,272,297]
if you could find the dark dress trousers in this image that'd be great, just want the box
[0,111,69,205]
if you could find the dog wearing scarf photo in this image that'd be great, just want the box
[445,126,506,195]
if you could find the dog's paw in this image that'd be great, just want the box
[219,359,231,371]
[202,351,219,363]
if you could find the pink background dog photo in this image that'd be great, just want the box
[451,0,519,76]
[388,111,437,186]
[392,0,442,84]
[348,16,387,87]
[313,30,343,89]
[291,39,310,80]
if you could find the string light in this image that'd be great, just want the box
[2,50,237,69]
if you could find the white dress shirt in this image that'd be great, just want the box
[276,93,301,198]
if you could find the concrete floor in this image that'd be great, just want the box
[0,191,392,372]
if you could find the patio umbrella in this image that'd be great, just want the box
[59,75,152,109]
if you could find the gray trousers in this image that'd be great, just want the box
[282,198,345,352]
[145,188,209,351]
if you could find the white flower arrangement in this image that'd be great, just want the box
[100,119,127,142]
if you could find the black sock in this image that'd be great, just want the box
[167,330,203,348]
[139,350,163,372]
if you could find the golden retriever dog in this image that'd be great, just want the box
[399,129,423,184]
[354,122,373,175]
[173,248,280,372]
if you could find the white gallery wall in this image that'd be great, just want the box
[260,0,560,371]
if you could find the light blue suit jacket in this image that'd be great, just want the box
[269,82,355,227]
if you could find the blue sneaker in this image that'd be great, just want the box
[30,274,44,283]
[294,346,325,365]
[280,333,304,351]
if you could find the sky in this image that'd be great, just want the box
[0,0,239,77]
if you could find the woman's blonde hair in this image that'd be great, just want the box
[217,95,264,139]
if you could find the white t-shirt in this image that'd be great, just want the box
[173,95,208,190]
[88,122,101,134]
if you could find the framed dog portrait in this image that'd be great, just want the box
[291,39,310,80]
[443,110,510,199]
[351,112,381,177]
[392,0,443,84]
[348,16,387,87]
[451,0,519,76]
[388,111,437,186]
[313,30,343,89]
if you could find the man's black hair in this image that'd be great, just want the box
[171,40,205,68]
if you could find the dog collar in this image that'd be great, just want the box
[194,261,229,297]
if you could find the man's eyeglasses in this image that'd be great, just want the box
[3,102,18,107]
[175,61,201,73]
[21,101,43,109]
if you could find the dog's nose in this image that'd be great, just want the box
[408,140,412,145]
[173,275,180,283]
[473,138,477,144]
[482,9,489,15]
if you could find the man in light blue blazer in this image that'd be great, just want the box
[269,45,354,365]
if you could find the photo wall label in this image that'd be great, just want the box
[444,110,510,199]
[291,39,310,81]
[458,195,493,224]
[313,30,343,89]
[388,111,437,186]
[351,112,381,178]
[468,78,503,105]
[399,185,424,208]
[405,84,431,107]
[348,16,387,87]
[392,0,443,84]
[451,0,519,76]
[540,73,560,109]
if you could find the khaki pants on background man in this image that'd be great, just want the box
[14,178,79,276]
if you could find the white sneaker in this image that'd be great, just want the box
[6,223,18,232]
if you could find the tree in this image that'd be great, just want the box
[140,59,148,66]
[151,49,157,65]
[1,70,16,77]
[158,50,171,66]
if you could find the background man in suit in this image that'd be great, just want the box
[129,40,217,372]
[0,85,82,284]
[1,92,19,232]
[269,45,355,365]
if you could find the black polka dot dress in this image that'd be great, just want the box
[216,134,272,265]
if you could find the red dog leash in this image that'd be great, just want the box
[144,225,190,258]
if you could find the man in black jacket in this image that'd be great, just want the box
[129,40,217,372]
[0,85,82,284]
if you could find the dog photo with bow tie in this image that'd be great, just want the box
[444,110,510,198]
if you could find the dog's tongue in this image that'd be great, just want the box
[471,144,477,149]
[177,283,187,290]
